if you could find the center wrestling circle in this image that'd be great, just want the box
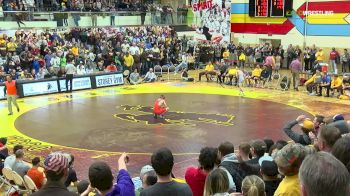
[14,93,312,153]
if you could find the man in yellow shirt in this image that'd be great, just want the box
[71,45,79,57]
[226,66,237,85]
[248,65,262,87]
[315,48,324,63]
[199,61,216,82]
[330,74,342,95]
[274,143,306,196]
[124,52,134,71]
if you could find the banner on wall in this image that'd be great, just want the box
[95,73,124,88]
[191,0,231,43]
[0,86,5,99]
[22,81,59,96]
[59,77,92,92]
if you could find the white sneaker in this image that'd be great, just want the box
[309,92,316,96]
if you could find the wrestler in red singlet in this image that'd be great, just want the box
[153,95,168,119]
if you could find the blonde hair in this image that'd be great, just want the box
[204,168,229,196]
[242,175,266,196]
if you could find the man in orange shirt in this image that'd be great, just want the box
[4,75,20,115]
[27,157,46,189]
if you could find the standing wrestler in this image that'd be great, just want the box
[153,95,169,119]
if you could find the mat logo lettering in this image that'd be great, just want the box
[114,105,235,126]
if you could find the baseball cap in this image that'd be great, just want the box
[333,114,344,122]
[261,160,279,176]
[44,152,69,173]
[140,165,154,178]
[302,119,314,130]
[274,143,306,168]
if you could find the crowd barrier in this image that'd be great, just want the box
[0,72,124,100]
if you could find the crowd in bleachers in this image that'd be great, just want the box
[0,114,349,195]
[1,0,147,12]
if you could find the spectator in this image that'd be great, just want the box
[143,68,157,83]
[315,48,325,63]
[217,141,239,192]
[130,68,141,85]
[203,168,230,196]
[4,144,23,169]
[140,148,192,196]
[318,71,332,97]
[329,47,339,74]
[0,137,9,161]
[12,149,30,178]
[299,152,350,196]
[247,140,267,165]
[77,62,86,75]
[105,62,117,73]
[135,165,157,196]
[27,157,46,189]
[64,154,78,188]
[124,52,134,71]
[238,143,251,162]
[199,61,216,82]
[330,74,343,95]
[341,49,349,73]
[283,115,313,145]
[317,125,341,152]
[274,143,306,196]
[259,160,280,196]
[289,56,302,91]
[241,175,266,196]
[89,153,134,196]
[331,136,350,173]
[185,147,217,196]
[31,152,77,196]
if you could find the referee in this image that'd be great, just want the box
[65,60,76,93]
[4,75,20,115]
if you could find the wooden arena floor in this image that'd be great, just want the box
[1,70,350,180]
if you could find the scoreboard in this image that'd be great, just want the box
[270,0,285,17]
[249,0,292,17]
[255,0,268,17]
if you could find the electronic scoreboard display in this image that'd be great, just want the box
[255,0,269,17]
[249,0,292,17]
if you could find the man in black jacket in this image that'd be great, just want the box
[218,141,244,192]
[283,115,313,145]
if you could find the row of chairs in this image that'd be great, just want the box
[1,168,38,195]
[153,65,177,81]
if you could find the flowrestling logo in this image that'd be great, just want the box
[96,73,124,87]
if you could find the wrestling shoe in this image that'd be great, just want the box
[153,114,157,119]
[17,107,20,112]
[8,113,13,115]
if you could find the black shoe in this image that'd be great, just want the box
[17,108,20,112]
[8,113,13,115]
[317,94,322,96]
[154,114,157,119]
[295,88,299,91]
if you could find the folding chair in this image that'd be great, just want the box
[12,171,30,194]
[154,65,162,80]
[2,168,17,194]
[24,175,38,193]
[161,65,169,80]
[265,72,281,89]
[168,65,176,81]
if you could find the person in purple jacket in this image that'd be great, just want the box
[87,153,135,196]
